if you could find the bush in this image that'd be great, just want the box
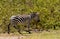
[0,0,60,33]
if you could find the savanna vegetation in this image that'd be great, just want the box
[0,0,60,33]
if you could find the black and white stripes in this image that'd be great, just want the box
[8,12,40,34]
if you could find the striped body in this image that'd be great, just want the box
[10,15,31,24]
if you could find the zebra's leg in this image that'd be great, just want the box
[7,23,11,34]
[17,26,22,34]
[13,25,22,34]
[27,22,31,34]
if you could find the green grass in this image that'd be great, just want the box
[0,0,60,33]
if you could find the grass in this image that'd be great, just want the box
[22,30,60,39]
[0,30,60,39]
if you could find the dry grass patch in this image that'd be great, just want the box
[0,30,60,39]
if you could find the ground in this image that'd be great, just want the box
[0,30,60,39]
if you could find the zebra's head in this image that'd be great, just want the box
[30,12,40,22]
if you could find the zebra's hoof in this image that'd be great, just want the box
[28,32,31,34]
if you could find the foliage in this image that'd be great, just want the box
[0,0,60,33]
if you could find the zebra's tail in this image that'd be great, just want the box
[7,22,11,34]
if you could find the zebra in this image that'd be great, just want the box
[8,12,40,34]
